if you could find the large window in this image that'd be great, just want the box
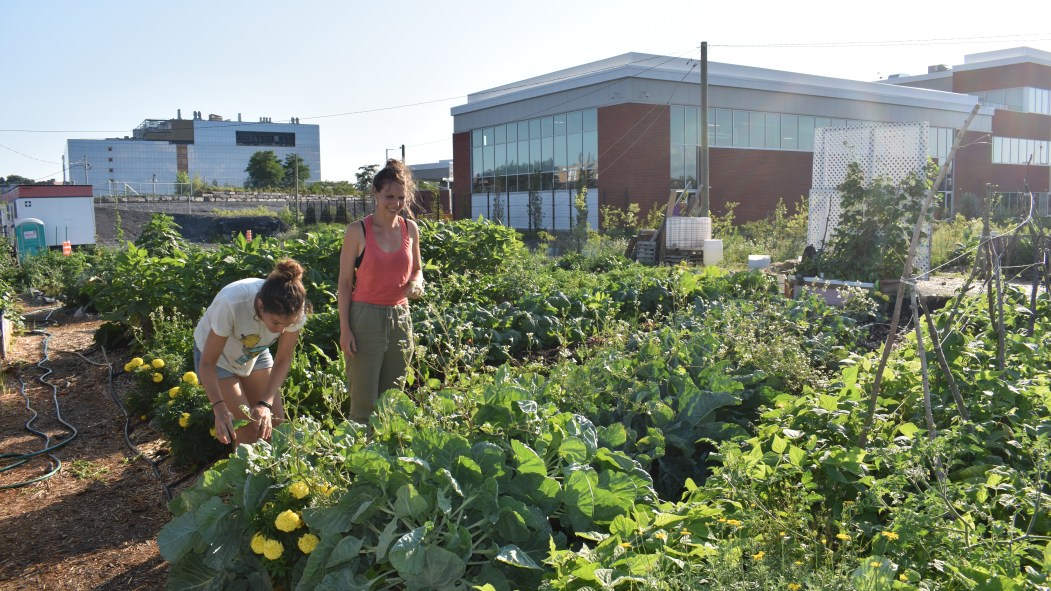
[669,104,962,188]
[972,87,1051,115]
[236,131,296,147]
[471,108,597,194]
[991,136,1051,165]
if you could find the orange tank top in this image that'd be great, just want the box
[351,215,412,306]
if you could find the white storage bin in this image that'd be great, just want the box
[748,254,771,269]
[665,217,712,250]
[703,239,723,266]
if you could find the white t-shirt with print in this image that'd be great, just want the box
[193,278,306,377]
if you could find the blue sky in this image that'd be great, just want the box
[2,0,1048,184]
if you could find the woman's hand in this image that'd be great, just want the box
[340,327,357,357]
[404,280,424,300]
[213,401,236,445]
[251,403,274,441]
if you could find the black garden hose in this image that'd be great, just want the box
[0,311,79,489]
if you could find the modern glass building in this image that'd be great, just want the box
[450,47,1051,228]
[65,111,320,197]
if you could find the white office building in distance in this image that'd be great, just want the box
[65,110,320,197]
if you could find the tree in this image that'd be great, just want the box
[282,154,310,189]
[245,151,284,189]
[355,164,379,194]
[2,174,36,185]
[573,171,591,252]
[176,171,191,196]
[527,172,543,232]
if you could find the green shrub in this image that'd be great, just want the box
[798,161,936,282]
[134,213,187,257]
[713,198,808,269]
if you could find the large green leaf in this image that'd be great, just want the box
[400,545,467,590]
[509,473,561,515]
[195,496,235,543]
[510,439,546,475]
[348,449,393,488]
[164,551,224,591]
[242,473,274,515]
[563,468,598,531]
[496,544,543,570]
[158,512,202,562]
[389,526,427,576]
[327,535,364,569]
[393,483,430,520]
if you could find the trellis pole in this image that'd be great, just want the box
[858,104,980,448]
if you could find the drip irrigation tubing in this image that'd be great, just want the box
[80,346,201,502]
[0,309,79,489]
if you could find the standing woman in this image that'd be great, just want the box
[194,259,311,445]
[338,159,424,423]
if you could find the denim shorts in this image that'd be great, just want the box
[193,346,273,380]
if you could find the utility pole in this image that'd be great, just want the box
[400,144,405,163]
[700,41,710,217]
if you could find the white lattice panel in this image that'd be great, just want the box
[809,122,931,277]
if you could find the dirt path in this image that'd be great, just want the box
[0,301,193,590]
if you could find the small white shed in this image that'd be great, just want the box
[1,184,96,247]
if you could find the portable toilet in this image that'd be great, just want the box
[15,218,47,262]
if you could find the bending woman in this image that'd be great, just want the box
[337,158,424,423]
[194,258,311,445]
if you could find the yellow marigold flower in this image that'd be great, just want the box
[298,533,319,554]
[319,484,335,497]
[151,358,165,368]
[262,539,283,560]
[137,363,151,372]
[275,510,302,532]
[794,560,803,565]
[250,532,267,554]
[880,531,899,541]
[123,362,133,372]
[836,533,851,541]
[179,413,191,428]
[654,531,667,540]
[152,372,163,383]
[899,574,908,582]
[751,551,765,560]
[726,519,742,527]
[288,481,309,500]
[128,357,144,369]
[619,542,631,548]
[169,386,180,398]
[182,371,199,385]
[788,584,802,591]
[167,400,174,406]
[870,560,881,567]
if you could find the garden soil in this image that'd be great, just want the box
[0,299,204,590]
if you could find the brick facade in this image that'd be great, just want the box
[595,104,670,219]
[709,149,814,221]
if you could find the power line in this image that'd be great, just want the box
[715,32,1051,49]
[0,141,59,164]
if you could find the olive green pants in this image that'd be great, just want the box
[346,301,414,423]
